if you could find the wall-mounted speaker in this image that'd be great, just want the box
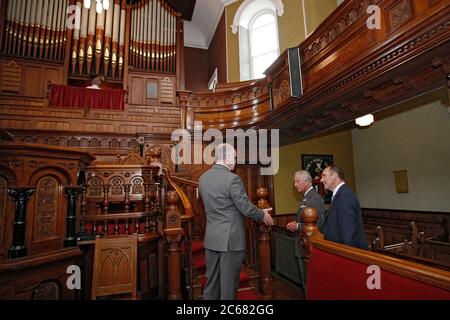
[287,47,303,98]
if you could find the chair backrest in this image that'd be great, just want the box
[91,235,138,299]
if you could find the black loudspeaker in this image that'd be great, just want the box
[287,47,303,98]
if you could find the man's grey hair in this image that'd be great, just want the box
[295,170,312,183]
[215,143,235,162]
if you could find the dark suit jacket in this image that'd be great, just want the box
[321,184,368,249]
[295,188,326,257]
[199,164,264,252]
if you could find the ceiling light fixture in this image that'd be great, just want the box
[355,114,374,127]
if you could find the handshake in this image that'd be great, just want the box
[262,208,274,226]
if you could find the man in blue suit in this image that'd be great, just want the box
[320,165,368,249]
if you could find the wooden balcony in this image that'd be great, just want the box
[178,0,450,144]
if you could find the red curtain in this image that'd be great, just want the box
[48,85,125,111]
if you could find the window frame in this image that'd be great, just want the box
[248,9,280,79]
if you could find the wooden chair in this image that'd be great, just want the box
[91,235,138,299]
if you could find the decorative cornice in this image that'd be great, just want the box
[302,20,449,108]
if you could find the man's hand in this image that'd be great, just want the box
[262,208,273,226]
[286,221,298,232]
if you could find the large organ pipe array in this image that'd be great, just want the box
[0,0,179,79]
[1,0,68,62]
[70,0,127,79]
[129,0,176,73]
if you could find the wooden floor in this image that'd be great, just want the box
[271,274,305,300]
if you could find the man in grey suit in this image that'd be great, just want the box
[286,170,326,292]
[199,143,273,300]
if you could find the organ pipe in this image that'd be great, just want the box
[1,0,178,78]
[2,0,66,62]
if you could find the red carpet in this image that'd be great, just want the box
[193,250,259,300]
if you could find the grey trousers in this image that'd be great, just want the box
[297,256,307,294]
[203,249,245,300]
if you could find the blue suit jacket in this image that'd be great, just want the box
[321,184,368,249]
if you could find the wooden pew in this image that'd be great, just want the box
[307,239,450,299]
[366,223,450,271]
[301,208,450,299]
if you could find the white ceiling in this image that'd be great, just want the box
[184,0,237,49]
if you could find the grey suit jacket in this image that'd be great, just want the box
[199,164,264,252]
[295,187,326,257]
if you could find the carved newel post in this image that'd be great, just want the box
[256,187,273,299]
[7,187,36,258]
[177,90,192,130]
[64,186,81,247]
[300,207,323,268]
[164,190,183,300]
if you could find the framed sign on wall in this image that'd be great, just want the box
[301,154,334,203]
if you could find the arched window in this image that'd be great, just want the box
[232,0,283,81]
[249,12,279,79]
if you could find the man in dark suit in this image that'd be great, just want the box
[286,170,326,292]
[320,165,368,249]
[199,143,273,300]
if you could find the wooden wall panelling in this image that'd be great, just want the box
[362,208,450,243]
[0,60,22,94]
[0,142,95,257]
[128,71,176,106]
[22,66,42,98]
[130,75,145,105]
[0,169,16,259]
[0,58,64,98]
[0,248,83,299]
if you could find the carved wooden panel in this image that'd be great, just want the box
[110,176,124,197]
[0,60,22,93]
[272,71,291,110]
[304,28,376,91]
[160,77,174,104]
[87,177,104,198]
[32,281,61,300]
[131,177,144,195]
[0,177,6,245]
[301,0,373,64]
[388,0,413,32]
[34,177,59,241]
[429,0,441,6]
[91,235,137,299]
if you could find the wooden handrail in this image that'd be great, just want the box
[163,168,194,218]
[170,176,198,188]
[84,211,158,221]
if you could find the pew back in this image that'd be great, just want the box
[307,239,450,300]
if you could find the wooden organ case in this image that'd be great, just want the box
[0,0,183,135]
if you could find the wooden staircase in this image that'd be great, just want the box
[191,240,260,300]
